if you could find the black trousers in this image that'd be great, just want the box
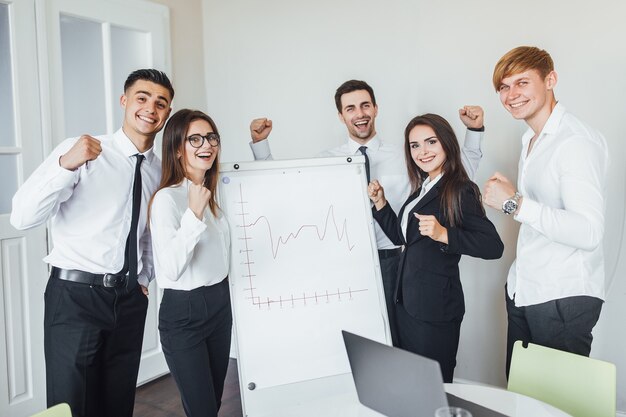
[505,287,603,378]
[159,279,232,417]
[378,250,400,346]
[44,276,148,417]
[395,303,461,383]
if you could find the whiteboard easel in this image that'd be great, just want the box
[218,156,390,416]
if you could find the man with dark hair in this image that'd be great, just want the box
[248,79,485,345]
[333,79,377,113]
[124,68,175,100]
[484,46,608,377]
[11,69,174,417]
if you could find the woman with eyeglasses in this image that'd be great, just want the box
[149,109,231,417]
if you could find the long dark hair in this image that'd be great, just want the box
[403,113,484,227]
[151,109,221,217]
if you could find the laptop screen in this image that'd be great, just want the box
[342,330,449,417]
[342,331,510,417]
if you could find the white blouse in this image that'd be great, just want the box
[150,179,230,290]
[400,173,443,240]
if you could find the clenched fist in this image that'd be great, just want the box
[368,180,387,210]
[459,106,484,130]
[250,118,273,143]
[414,213,448,244]
[188,182,212,220]
[59,135,102,171]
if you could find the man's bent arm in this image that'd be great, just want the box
[11,138,80,229]
[460,128,483,180]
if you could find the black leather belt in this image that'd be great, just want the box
[378,248,402,259]
[51,266,129,288]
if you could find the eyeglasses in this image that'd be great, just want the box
[186,133,221,148]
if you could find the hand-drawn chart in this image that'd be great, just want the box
[219,157,389,394]
[236,183,369,309]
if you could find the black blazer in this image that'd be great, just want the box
[373,180,503,322]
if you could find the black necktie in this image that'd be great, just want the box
[120,154,144,286]
[358,146,371,183]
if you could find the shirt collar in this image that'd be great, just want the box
[422,172,443,192]
[347,134,381,154]
[541,101,566,135]
[114,128,156,164]
[522,102,566,144]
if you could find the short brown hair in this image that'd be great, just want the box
[492,46,554,91]
[334,80,376,113]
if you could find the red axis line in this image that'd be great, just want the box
[243,205,356,259]
[237,184,257,306]
[247,288,369,308]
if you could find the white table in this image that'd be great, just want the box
[444,383,571,417]
[256,381,572,417]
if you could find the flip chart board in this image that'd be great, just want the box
[218,156,390,416]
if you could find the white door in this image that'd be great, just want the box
[0,1,49,416]
[36,0,172,386]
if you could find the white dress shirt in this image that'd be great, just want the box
[10,128,161,287]
[400,173,443,240]
[508,103,609,306]
[250,131,483,250]
[150,179,230,290]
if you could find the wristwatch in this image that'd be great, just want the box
[502,192,522,215]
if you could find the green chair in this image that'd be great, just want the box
[30,403,72,417]
[507,341,616,417]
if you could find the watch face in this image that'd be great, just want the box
[503,199,518,214]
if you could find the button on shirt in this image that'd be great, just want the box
[250,131,483,250]
[508,103,609,306]
[10,129,161,287]
[150,179,231,290]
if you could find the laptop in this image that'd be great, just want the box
[342,330,508,417]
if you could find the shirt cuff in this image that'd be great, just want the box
[249,140,272,160]
[137,274,150,288]
[441,227,458,253]
[514,196,540,224]
[372,200,392,217]
[181,207,208,237]
[47,160,80,189]
[464,129,483,151]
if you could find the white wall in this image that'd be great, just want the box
[148,0,207,109]
[202,0,626,410]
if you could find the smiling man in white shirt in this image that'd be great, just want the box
[11,69,173,417]
[249,80,485,346]
[483,46,608,377]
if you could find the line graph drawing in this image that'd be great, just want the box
[241,204,356,259]
[234,183,368,309]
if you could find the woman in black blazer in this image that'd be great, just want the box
[368,113,503,382]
